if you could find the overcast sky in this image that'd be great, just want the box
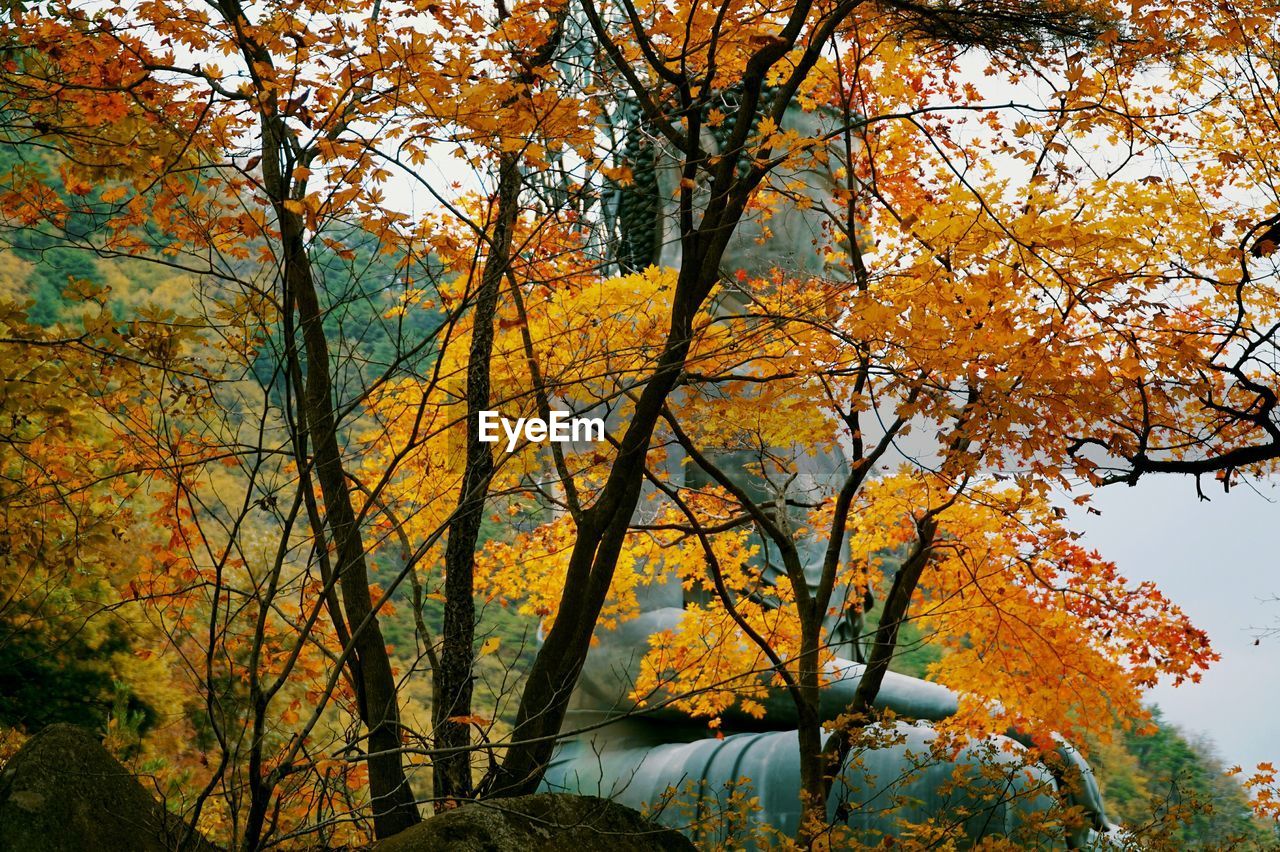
[1068,477,1280,771]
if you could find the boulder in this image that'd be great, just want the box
[375,792,695,852]
[0,723,216,852]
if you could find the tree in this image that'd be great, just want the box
[0,0,601,842]
[0,0,1277,847]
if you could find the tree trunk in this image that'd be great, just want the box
[262,113,420,839]
[433,152,522,801]
[488,296,698,795]
[795,612,828,849]
[822,515,938,798]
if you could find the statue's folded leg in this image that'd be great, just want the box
[540,723,1113,847]
[562,608,1120,847]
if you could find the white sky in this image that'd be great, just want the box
[1070,478,1280,771]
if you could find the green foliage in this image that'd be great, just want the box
[0,613,154,735]
[246,224,444,406]
[1089,707,1275,848]
[0,142,107,325]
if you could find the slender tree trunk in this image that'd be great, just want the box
[795,610,828,848]
[822,516,938,797]
[433,152,522,800]
[489,294,698,795]
[844,516,937,716]
[242,748,272,852]
[261,113,420,838]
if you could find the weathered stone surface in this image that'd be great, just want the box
[0,724,216,852]
[374,792,695,852]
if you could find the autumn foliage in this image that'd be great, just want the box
[0,0,1279,847]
